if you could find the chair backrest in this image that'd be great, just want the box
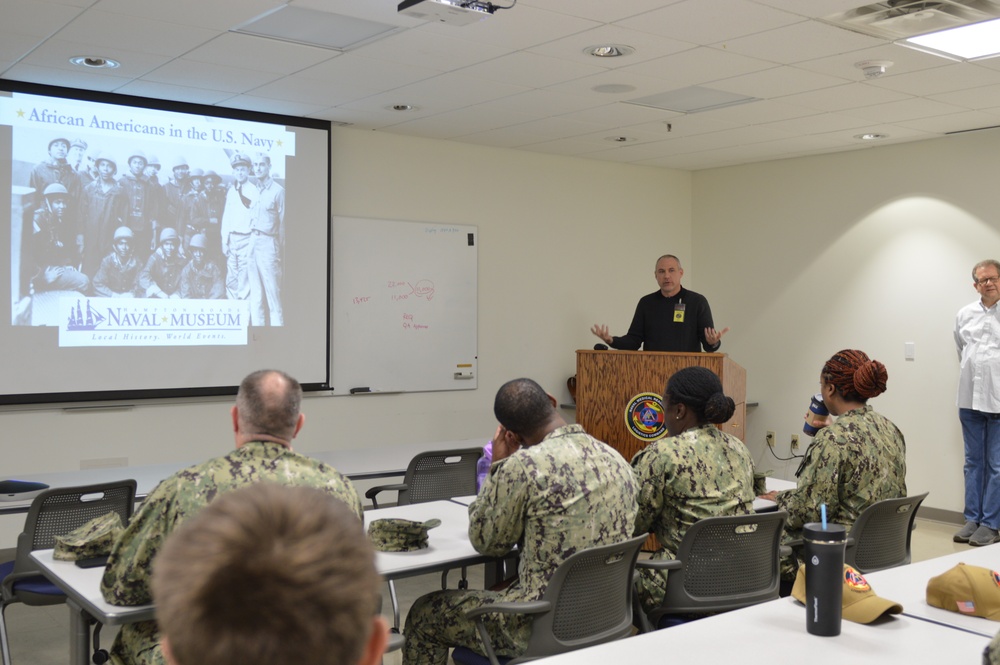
[12,480,138,575]
[515,534,647,663]
[652,511,787,622]
[399,448,483,505]
[845,492,928,574]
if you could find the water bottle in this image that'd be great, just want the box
[803,394,829,437]
[802,522,846,636]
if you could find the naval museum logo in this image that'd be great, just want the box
[625,392,667,441]
[59,297,249,347]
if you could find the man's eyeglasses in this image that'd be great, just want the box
[977,276,1000,286]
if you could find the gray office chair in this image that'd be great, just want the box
[365,447,483,509]
[0,480,137,665]
[451,534,648,665]
[635,511,787,632]
[365,447,483,633]
[843,492,928,574]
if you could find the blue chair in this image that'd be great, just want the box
[0,480,137,665]
[452,534,647,665]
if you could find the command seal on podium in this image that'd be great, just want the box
[624,392,667,441]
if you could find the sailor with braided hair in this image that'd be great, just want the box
[767,349,907,578]
[631,365,756,614]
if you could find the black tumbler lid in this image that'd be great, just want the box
[803,522,847,542]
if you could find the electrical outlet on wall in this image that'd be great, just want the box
[766,431,775,448]
[790,434,799,451]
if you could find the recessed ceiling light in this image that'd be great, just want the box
[584,44,634,58]
[70,56,120,69]
[855,133,888,141]
[902,17,1000,61]
[388,104,416,112]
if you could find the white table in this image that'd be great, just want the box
[30,498,493,665]
[864,542,1000,637]
[365,500,493,579]
[29,550,155,665]
[0,438,487,514]
[529,596,990,664]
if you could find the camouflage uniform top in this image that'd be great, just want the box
[987,630,1000,665]
[632,424,755,559]
[774,405,906,533]
[101,440,362,606]
[469,424,637,600]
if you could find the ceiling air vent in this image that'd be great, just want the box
[822,0,1000,40]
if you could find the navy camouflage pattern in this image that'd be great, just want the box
[100,441,362,665]
[631,424,755,613]
[402,424,637,665]
[774,405,906,577]
[53,512,123,561]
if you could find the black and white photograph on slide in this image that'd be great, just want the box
[0,83,330,404]
[10,99,288,332]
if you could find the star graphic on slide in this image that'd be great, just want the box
[16,108,25,118]
[161,315,168,323]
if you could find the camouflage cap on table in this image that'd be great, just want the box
[53,512,124,561]
[367,518,442,552]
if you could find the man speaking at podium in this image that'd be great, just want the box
[591,254,728,353]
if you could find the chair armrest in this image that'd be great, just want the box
[364,483,408,509]
[845,536,856,548]
[779,545,792,558]
[634,559,683,571]
[464,600,551,619]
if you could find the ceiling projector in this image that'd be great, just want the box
[398,0,495,25]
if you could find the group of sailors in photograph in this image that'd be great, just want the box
[26,137,284,323]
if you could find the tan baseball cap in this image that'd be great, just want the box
[927,563,1000,620]
[792,564,903,624]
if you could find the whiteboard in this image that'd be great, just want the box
[331,216,477,395]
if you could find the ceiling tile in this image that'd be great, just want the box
[112,79,238,105]
[615,0,803,44]
[4,0,84,37]
[55,9,221,57]
[180,32,338,75]
[620,47,776,88]
[843,97,971,123]
[722,19,885,65]
[141,58,283,94]
[18,38,170,78]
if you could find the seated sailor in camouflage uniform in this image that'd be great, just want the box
[631,366,756,614]
[763,349,907,579]
[152,484,389,665]
[403,378,637,665]
[100,369,363,665]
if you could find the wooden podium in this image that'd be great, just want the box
[575,350,746,463]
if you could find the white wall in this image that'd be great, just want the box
[0,128,689,546]
[7,121,982,543]
[693,128,1000,517]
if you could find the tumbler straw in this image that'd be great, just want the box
[821,503,827,529]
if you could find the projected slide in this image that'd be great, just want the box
[0,82,331,403]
